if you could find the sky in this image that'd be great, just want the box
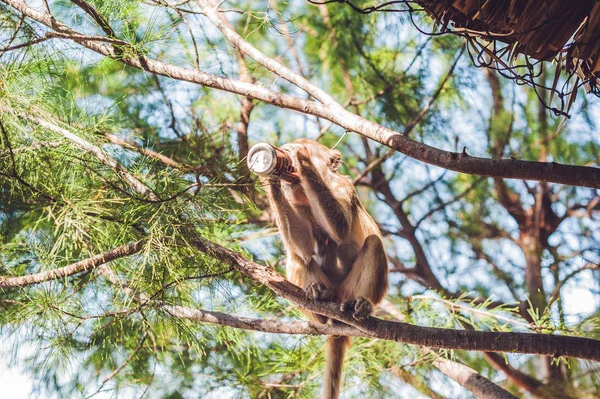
[0,358,31,399]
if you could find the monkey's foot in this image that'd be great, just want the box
[341,297,373,321]
[305,282,334,302]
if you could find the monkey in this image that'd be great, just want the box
[262,139,388,399]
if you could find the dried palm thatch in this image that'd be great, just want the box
[312,0,600,116]
[422,1,600,91]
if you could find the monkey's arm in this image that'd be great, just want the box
[295,153,353,244]
[264,178,335,323]
[263,178,314,263]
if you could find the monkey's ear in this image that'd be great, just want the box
[329,151,342,171]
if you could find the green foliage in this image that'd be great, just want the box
[0,0,599,398]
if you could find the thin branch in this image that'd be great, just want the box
[563,195,600,220]
[151,74,184,137]
[471,247,520,302]
[69,0,116,38]
[101,332,148,384]
[352,47,464,185]
[103,133,185,170]
[0,11,25,52]
[0,241,143,288]
[5,107,161,201]
[167,2,200,69]
[149,267,235,300]
[195,0,337,106]
[400,171,448,203]
[0,35,51,52]
[548,263,600,306]
[414,177,484,228]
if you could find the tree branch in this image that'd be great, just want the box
[414,177,484,228]
[100,272,527,399]
[195,0,337,106]
[102,265,540,399]
[0,241,143,288]
[483,352,542,394]
[548,262,600,306]
[4,0,600,188]
[188,236,600,362]
[5,107,161,201]
[432,354,517,399]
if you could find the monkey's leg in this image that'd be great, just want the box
[287,255,335,324]
[338,234,388,321]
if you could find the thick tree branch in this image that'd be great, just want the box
[168,303,517,398]
[4,0,600,189]
[188,236,600,362]
[0,241,143,288]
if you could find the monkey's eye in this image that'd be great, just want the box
[329,154,341,172]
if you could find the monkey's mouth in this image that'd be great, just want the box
[279,147,302,185]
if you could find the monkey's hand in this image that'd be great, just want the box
[285,146,311,175]
[305,282,334,302]
[340,297,373,321]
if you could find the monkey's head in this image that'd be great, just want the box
[282,139,342,176]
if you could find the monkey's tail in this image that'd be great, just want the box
[323,335,351,399]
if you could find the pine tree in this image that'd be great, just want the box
[0,1,599,398]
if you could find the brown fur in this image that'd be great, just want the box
[263,139,388,398]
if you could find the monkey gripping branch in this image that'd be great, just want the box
[1,236,599,361]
